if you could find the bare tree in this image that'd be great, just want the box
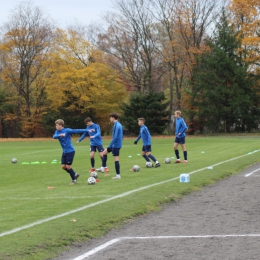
[0,1,54,137]
[95,0,166,93]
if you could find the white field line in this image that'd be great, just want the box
[0,150,258,238]
[244,168,260,177]
[72,234,260,260]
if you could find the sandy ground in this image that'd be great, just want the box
[54,163,260,260]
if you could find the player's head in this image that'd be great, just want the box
[138,118,145,126]
[174,110,181,118]
[55,119,64,130]
[109,113,118,122]
[84,117,93,126]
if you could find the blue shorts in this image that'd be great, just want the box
[174,137,186,144]
[61,151,75,165]
[112,148,120,156]
[90,145,104,153]
[142,145,151,152]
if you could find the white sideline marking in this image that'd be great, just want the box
[0,151,258,238]
[72,234,260,260]
[244,168,260,177]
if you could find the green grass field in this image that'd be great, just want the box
[0,136,260,260]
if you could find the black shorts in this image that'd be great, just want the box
[61,151,75,165]
[112,148,120,156]
[90,145,104,153]
[174,137,186,144]
[142,145,151,152]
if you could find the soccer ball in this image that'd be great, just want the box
[90,171,98,179]
[165,158,171,164]
[146,161,153,168]
[132,165,140,172]
[11,158,17,163]
[87,177,96,185]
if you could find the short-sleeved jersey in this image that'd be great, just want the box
[135,125,151,146]
[78,123,102,146]
[175,117,188,138]
[108,121,123,149]
[53,128,89,153]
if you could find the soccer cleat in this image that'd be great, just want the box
[70,180,77,185]
[105,167,109,172]
[112,175,121,179]
[183,160,188,164]
[96,168,104,173]
[75,173,80,180]
[155,163,161,168]
[175,160,181,163]
[89,168,95,173]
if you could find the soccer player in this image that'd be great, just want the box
[53,119,89,185]
[134,118,160,167]
[77,117,109,173]
[103,113,123,179]
[174,110,188,163]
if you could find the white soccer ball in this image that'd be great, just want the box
[87,176,96,185]
[11,158,17,163]
[165,158,171,164]
[132,165,140,172]
[146,161,153,168]
[90,171,98,179]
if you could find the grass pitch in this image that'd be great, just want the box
[0,136,260,260]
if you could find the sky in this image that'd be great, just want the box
[1,0,115,28]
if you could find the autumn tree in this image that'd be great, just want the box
[228,0,260,70]
[95,0,165,93]
[0,1,53,137]
[45,29,126,132]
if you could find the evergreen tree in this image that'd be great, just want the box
[121,92,169,135]
[190,9,260,133]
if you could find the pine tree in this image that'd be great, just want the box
[121,92,169,135]
[190,9,260,133]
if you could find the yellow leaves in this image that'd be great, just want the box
[45,29,126,125]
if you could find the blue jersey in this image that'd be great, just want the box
[78,123,103,146]
[53,128,88,153]
[135,125,151,146]
[175,117,187,138]
[108,121,123,149]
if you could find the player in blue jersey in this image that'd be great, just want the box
[103,113,123,179]
[174,110,188,163]
[53,119,89,185]
[134,118,160,167]
[77,117,109,173]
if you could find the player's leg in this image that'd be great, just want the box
[181,142,187,163]
[97,146,109,173]
[146,146,160,167]
[142,146,150,162]
[174,138,181,163]
[89,147,96,172]
[111,148,121,179]
[64,152,79,184]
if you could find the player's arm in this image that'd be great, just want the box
[90,125,101,139]
[53,131,60,139]
[134,133,141,144]
[77,130,89,143]
[108,124,120,148]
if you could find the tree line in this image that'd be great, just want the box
[0,0,259,137]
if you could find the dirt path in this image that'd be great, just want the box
[54,163,260,260]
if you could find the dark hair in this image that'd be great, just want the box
[138,118,145,122]
[84,117,92,123]
[109,113,118,119]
